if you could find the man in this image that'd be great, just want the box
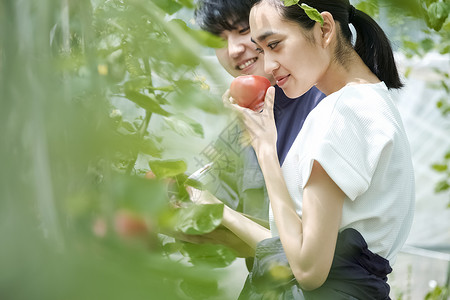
[174,1,325,269]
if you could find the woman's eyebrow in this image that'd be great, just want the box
[253,31,276,43]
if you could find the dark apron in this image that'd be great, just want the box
[238,228,392,300]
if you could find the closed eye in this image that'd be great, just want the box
[239,26,250,35]
[255,47,264,54]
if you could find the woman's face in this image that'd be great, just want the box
[249,1,330,98]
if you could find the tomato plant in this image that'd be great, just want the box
[230,75,271,111]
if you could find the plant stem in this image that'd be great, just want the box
[125,109,152,175]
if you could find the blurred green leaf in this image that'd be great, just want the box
[180,275,220,299]
[427,1,449,31]
[435,180,450,193]
[124,76,151,92]
[152,0,183,15]
[108,175,168,215]
[174,204,224,235]
[139,136,164,157]
[163,115,204,138]
[432,163,448,172]
[421,38,435,51]
[124,91,171,116]
[149,159,187,178]
[182,243,236,268]
[356,1,380,18]
[170,19,226,48]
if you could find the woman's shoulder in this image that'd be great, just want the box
[329,82,397,118]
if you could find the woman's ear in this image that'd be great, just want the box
[319,12,335,48]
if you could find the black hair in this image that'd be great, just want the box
[195,0,258,36]
[254,0,403,89]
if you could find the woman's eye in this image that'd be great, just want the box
[268,41,279,50]
[255,47,264,54]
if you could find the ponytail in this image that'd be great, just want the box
[350,7,403,89]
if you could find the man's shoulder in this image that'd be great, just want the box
[299,86,326,102]
[275,85,325,102]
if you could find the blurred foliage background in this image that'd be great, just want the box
[0,0,448,299]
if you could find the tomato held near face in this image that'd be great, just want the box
[230,75,271,111]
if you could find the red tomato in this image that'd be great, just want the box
[114,210,148,237]
[145,171,156,179]
[230,75,271,111]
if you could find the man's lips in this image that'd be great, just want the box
[275,75,290,87]
[237,58,257,70]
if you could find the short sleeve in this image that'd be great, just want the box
[301,91,394,201]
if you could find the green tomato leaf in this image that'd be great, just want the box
[152,0,183,15]
[109,175,168,215]
[124,77,151,92]
[174,203,224,235]
[170,19,226,49]
[420,38,435,52]
[283,0,299,6]
[180,276,219,299]
[431,163,448,172]
[435,180,450,193]
[149,159,187,178]
[163,115,204,138]
[124,91,171,116]
[427,2,449,31]
[140,136,164,157]
[182,243,236,268]
[445,151,450,160]
[192,29,227,49]
[120,121,137,133]
[356,1,379,19]
[300,3,324,26]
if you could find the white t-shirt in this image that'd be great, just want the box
[271,82,415,264]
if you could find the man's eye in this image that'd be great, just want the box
[268,41,279,50]
[255,47,264,54]
[239,26,250,34]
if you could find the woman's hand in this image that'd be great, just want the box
[222,86,278,155]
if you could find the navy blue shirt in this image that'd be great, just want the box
[207,86,325,222]
[274,85,325,165]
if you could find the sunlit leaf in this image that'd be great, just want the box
[124,91,171,116]
[149,159,187,178]
[427,1,449,31]
[431,163,448,172]
[356,1,379,18]
[140,136,164,157]
[170,19,226,48]
[300,3,324,26]
[283,0,299,6]
[163,115,204,138]
[174,203,224,235]
[434,180,449,193]
[152,0,183,15]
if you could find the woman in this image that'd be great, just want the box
[220,0,415,298]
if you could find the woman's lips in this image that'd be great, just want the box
[276,75,290,87]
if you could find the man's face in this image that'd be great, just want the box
[215,24,275,84]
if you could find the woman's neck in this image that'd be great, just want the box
[316,51,380,96]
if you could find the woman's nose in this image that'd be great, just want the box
[264,54,279,75]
